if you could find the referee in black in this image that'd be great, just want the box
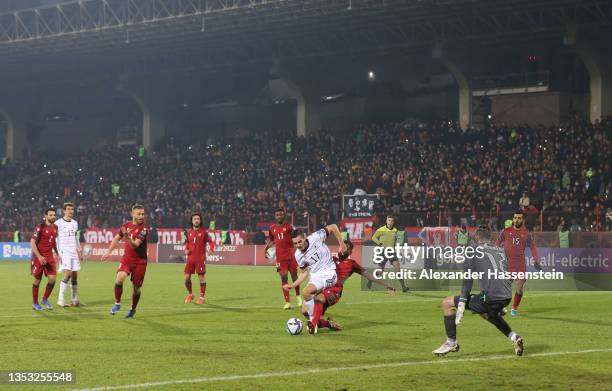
[432,225,524,356]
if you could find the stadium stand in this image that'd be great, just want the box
[0,117,610,236]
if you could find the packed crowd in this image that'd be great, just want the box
[0,118,610,233]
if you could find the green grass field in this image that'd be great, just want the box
[1,261,611,391]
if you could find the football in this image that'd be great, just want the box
[286,318,303,335]
[266,246,276,260]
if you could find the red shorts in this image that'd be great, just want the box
[508,262,526,275]
[31,258,56,279]
[117,261,148,287]
[185,261,206,275]
[322,285,343,307]
[276,257,298,274]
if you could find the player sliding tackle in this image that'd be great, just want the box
[283,225,346,334]
[305,240,396,331]
[102,204,149,319]
[433,225,524,357]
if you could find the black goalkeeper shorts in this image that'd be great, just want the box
[454,294,510,316]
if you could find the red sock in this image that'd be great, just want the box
[43,282,55,300]
[114,284,123,304]
[311,302,324,326]
[318,318,331,328]
[32,284,39,305]
[185,280,192,294]
[282,285,290,303]
[200,282,206,298]
[512,292,523,310]
[132,291,141,310]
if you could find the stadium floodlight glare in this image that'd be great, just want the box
[487,114,492,119]
[368,71,375,80]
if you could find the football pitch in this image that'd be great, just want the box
[1,261,611,391]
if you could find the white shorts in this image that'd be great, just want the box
[309,270,337,291]
[58,252,81,272]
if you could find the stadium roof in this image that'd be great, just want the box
[1,0,611,82]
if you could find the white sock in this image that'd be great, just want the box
[71,282,78,303]
[305,299,315,319]
[58,281,68,303]
[509,331,518,342]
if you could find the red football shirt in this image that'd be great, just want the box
[334,256,365,287]
[185,227,210,263]
[495,227,539,271]
[32,222,57,258]
[269,223,295,261]
[119,221,148,263]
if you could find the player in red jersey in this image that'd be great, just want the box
[495,211,541,316]
[307,241,395,330]
[183,212,214,305]
[264,209,301,309]
[30,207,59,311]
[102,204,149,319]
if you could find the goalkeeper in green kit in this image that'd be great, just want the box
[372,215,409,292]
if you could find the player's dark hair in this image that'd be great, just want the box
[132,204,145,211]
[514,210,524,215]
[386,214,395,220]
[63,202,75,210]
[190,212,202,226]
[44,207,55,215]
[338,240,353,260]
[291,229,305,239]
[476,224,491,242]
[344,240,354,252]
[275,208,285,213]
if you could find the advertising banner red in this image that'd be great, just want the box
[157,243,254,265]
[206,245,254,265]
[157,228,183,244]
[157,228,248,245]
[84,228,119,244]
[208,230,248,245]
[340,218,375,243]
[82,243,157,263]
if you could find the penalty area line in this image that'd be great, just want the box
[74,348,612,391]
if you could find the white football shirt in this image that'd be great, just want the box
[294,229,335,275]
[55,218,80,254]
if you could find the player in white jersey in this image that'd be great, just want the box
[54,202,82,307]
[283,224,346,334]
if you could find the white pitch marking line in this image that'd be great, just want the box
[73,348,612,391]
